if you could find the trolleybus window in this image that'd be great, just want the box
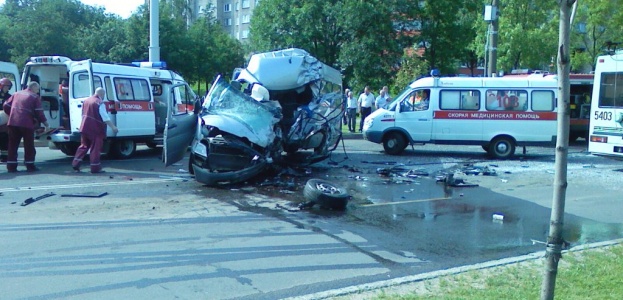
[598,73,623,107]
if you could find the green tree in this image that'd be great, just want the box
[75,16,131,63]
[495,0,559,72]
[0,0,108,67]
[392,53,429,95]
[409,0,481,75]
[250,0,401,92]
[571,0,623,72]
[187,14,244,94]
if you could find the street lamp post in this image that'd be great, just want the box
[149,0,160,62]
[485,0,499,77]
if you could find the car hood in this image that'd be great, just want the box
[201,78,280,148]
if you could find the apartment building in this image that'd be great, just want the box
[190,0,261,41]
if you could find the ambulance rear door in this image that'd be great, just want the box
[163,83,197,166]
[68,59,94,132]
[0,61,19,94]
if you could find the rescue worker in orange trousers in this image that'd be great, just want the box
[2,81,49,172]
[0,78,12,162]
[72,87,118,173]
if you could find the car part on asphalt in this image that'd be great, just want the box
[60,192,109,198]
[20,193,56,206]
[302,178,350,210]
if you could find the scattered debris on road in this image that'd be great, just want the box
[20,192,56,206]
[435,173,479,187]
[60,192,109,198]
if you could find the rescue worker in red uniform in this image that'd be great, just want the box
[72,87,118,173]
[0,78,12,163]
[2,81,49,172]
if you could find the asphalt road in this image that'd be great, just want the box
[1,139,622,299]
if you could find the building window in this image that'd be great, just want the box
[242,14,250,23]
[235,2,239,10]
[242,0,250,8]
[236,17,239,25]
[224,3,231,12]
[225,18,232,26]
[242,30,249,39]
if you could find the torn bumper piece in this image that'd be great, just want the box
[191,136,272,185]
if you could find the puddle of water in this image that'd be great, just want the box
[327,169,623,261]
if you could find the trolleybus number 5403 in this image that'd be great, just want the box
[594,111,612,121]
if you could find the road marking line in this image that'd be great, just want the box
[0,177,187,193]
[360,197,451,207]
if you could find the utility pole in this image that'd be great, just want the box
[486,0,499,77]
[540,1,576,299]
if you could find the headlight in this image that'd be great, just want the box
[192,141,207,157]
[364,118,374,130]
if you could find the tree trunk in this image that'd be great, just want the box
[540,1,575,299]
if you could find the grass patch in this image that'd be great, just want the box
[362,244,623,300]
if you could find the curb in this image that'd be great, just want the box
[342,133,363,140]
[286,238,623,300]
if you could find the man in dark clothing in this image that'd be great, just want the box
[72,87,118,173]
[3,81,49,172]
[0,78,12,163]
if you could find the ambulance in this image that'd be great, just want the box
[362,75,559,159]
[22,56,197,161]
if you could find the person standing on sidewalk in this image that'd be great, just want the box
[375,88,390,110]
[0,78,13,163]
[2,81,49,173]
[72,87,118,173]
[357,86,375,132]
[345,91,358,132]
[342,88,350,126]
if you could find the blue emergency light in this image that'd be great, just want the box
[132,61,167,69]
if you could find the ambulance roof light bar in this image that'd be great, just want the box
[132,61,167,69]
[29,56,71,64]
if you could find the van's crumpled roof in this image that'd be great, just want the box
[236,48,340,91]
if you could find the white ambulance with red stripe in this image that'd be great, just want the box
[22,56,197,160]
[362,75,558,158]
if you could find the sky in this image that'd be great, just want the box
[0,0,145,19]
[79,0,144,18]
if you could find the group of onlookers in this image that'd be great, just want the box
[342,85,392,133]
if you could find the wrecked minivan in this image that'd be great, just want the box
[185,48,344,185]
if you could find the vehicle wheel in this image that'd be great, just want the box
[488,136,515,159]
[110,140,136,159]
[303,179,350,210]
[383,132,407,155]
[188,153,195,175]
[58,143,79,156]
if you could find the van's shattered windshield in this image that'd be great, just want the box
[202,77,280,147]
